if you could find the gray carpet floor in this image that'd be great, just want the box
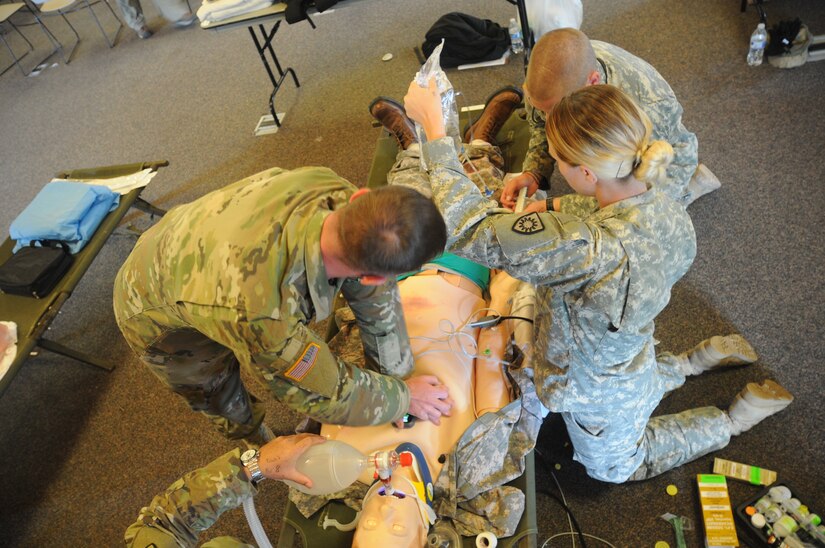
[1,0,823,546]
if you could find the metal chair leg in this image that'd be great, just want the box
[84,0,122,48]
[57,12,80,63]
[0,28,31,76]
[31,11,66,65]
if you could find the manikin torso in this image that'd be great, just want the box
[322,270,516,548]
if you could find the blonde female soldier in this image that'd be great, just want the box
[402,82,793,483]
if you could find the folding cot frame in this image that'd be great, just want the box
[0,161,168,397]
[277,107,539,547]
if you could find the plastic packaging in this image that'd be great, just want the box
[747,22,768,66]
[524,0,582,40]
[412,40,461,170]
[508,18,524,54]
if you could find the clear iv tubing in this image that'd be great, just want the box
[410,306,511,366]
[242,496,274,548]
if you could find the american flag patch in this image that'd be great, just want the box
[284,343,320,382]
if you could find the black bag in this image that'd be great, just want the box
[422,12,510,68]
[0,240,74,298]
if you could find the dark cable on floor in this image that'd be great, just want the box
[534,447,588,548]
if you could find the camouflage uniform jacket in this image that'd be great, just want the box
[114,167,413,425]
[423,138,696,415]
[524,40,699,212]
[124,448,254,548]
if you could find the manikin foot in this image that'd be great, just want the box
[727,380,793,436]
[682,334,758,375]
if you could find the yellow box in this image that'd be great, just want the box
[697,474,739,548]
[713,457,777,486]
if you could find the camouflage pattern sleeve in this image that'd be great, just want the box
[250,322,410,426]
[556,194,600,217]
[423,138,598,289]
[521,99,556,186]
[341,278,414,378]
[124,449,255,548]
[653,98,698,199]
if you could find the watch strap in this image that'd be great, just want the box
[241,449,265,484]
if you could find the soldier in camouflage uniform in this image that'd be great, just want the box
[124,433,326,547]
[501,27,719,215]
[404,81,792,483]
[113,166,454,442]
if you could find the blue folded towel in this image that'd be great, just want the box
[9,181,120,253]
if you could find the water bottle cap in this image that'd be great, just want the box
[400,452,414,467]
[758,23,765,29]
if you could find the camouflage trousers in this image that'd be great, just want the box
[387,142,506,200]
[118,306,265,440]
[563,351,732,483]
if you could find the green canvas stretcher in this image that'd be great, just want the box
[0,161,168,397]
[280,108,538,547]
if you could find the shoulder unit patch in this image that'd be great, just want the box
[512,212,545,234]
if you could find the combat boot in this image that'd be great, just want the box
[686,163,722,205]
[464,86,524,144]
[727,380,793,436]
[680,334,758,376]
[369,97,417,150]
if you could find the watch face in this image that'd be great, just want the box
[241,449,257,463]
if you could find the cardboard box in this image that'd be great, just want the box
[713,457,777,486]
[697,474,739,548]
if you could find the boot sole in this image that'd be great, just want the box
[741,380,794,407]
[707,334,758,366]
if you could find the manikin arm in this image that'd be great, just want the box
[474,271,521,416]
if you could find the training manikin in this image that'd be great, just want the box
[289,259,542,545]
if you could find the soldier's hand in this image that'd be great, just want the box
[404,374,453,426]
[404,77,446,141]
[501,172,540,209]
[522,199,547,214]
[258,433,327,488]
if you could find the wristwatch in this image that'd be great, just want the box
[240,448,265,485]
[545,197,555,212]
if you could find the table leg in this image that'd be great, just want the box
[248,21,300,127]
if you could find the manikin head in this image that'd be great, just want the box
[321,186,447,286]
[352,475,434,548]
[523,28,600,114]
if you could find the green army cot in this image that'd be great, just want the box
[278,108,539,547]
[0,161,168,397]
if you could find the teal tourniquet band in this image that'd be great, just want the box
[397,252,490,292]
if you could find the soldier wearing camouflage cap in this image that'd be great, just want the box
[501,27,721,215]
[113,166,453,442]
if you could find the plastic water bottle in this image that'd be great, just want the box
[747,22,768,66]
[509,18,524,55]
[282,440,410,496]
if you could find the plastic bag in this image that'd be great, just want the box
[524,0,583,40]
[412,40,461,171]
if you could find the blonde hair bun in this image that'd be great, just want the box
[634,140,673,185]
